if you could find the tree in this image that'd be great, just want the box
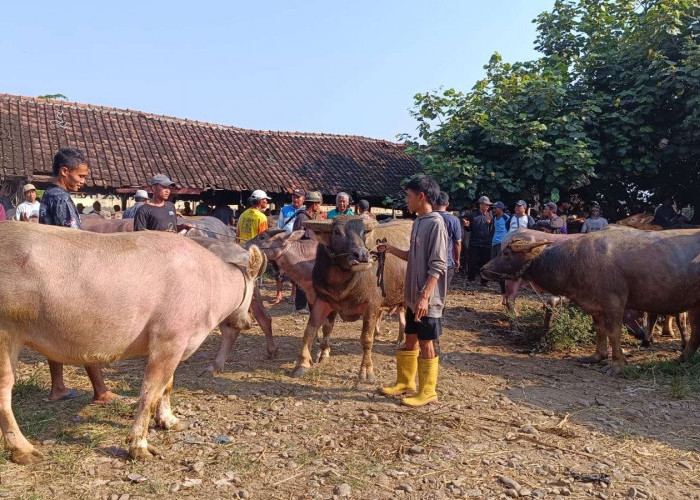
[37,94,68,100]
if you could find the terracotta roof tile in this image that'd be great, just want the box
[0,93,419,197]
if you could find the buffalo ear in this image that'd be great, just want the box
[312,231,333,247]
[508,238,554,254]
[286,230,305,244]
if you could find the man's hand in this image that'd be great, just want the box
[376,241,391,254]
[462,218,470,227]
[414,295,429,322]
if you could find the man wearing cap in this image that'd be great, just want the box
[463,196,493,285]
[490,202,511,295]
[271,189,307,304]
[533,202,565,234]
[237,189,270,243]
[134,175,179,231]
[327,192,354,219]
[357,199,376,220]
[122,189,149,219]
[291,190,323,312]
[15,184,41,221]
[508,200,535,232]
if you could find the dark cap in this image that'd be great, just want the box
[292,188,306,198]
[150,174,177,187]
[492,201,505,209]
[358,199,370,210]
[515,200,527,208]
[545,202,558,211]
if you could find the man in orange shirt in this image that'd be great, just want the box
[237,190,270,243]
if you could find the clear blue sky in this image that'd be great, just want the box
[2,0,554,141]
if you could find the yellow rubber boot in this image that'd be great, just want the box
[402,357,438,407]
[380,349,419,396]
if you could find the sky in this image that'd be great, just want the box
[2,0,555,141]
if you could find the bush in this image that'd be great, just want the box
[512,303,595,351]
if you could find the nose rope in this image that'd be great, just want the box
[375,238,387,297]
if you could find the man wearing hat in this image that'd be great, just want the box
[237,189,271,243]
[122,189,149,219]
[508,200,535,232]
[15,183,41,221]
[533,202,565,234]
[134,175,178,231]
[463,196,493,285]
[291,190,324,312]
[271,189,307,305]
[356,199,376,220]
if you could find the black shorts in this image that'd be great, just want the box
[405,307,442,341]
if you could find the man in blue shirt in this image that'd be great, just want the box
[434,191,462,289]
[491,201,510,294]
[327,192,354,219]
[271,189,306,304]
[39,147,122,405]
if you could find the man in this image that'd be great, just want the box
[356,199,376,220]
[557,199,571,234]
[134,175,178,231]
[122,190,149,219]
[491,201,510,295]
[379,175,447,407]
[195,201,212,215]
[327,192,354,219]
[652,196,687,229]
[507,200,535,232]
[292,190,323,312]
[212,199,235,226]
[433,192,462,288]
[533,202,565,234]
[463,196,493,285]
[237,189,270,243]
[272,189,307,304]
[581,204,608,233]
[15,184,41,221]
[39,147,121,404]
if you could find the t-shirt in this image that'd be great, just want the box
[327,208,354,219]
[15,200,41,221]
[122,201,145,219]
[133,202,178,231]
[237,208,268,242]
[465,209,493,248]
[405,212,448,318]
[435,210,462,267]
[492,214,510,245]
[508,214,534,232]
[581,216,608,233]
[278,205,300,233]
[39,184,82,229]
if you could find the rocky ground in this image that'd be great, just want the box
[2,279,699,500]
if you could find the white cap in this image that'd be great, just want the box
[134,189,149,200]
[251,189,271,200]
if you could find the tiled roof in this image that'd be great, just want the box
[0,93,419,198]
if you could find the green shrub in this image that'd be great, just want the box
[512,303,595,350]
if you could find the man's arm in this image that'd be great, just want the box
[133,206,148,231]
[381,244,409,261]
[453,241,462,269]
[414,275,438,321]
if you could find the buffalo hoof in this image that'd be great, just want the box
[640,339,652,348]
[679,350,698,363]
[357,371,376,384]
[316,349,331,364]
[290,366,310,378]
[578,355,606,364]
[266,347,279,360]
[129,444,160,461]
[158,418,189,432]
[601,360,625,375]
[11,447,43,465]
[199,366,218,378]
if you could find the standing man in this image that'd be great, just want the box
[491,201,510,295]
[508,200,535,232]
[292,190,323,312]
[39,147,121,404]
[463,196,493,285]
[272,189,306,304]
[327,192,354,219]
[212,198,235,226]
[533,202,565,234]
[134,175,178,231]
[580,204,608,233]
[122,190,149,219]
[378,175,447,407]
[433,192,462,288]
[15,184,41,221]
[237,189,270,243]
[357,199,376,220]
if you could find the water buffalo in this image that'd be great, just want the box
[292,216,412,381]
[80,215,278,369]
[0,223,263,463]
[481,227,700,373]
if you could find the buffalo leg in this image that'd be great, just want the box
[251,290,277,359]
[503,279,522,315]
[397,307,406,347]
[316,312,337,363]
[209,323,240,375]
[358,310,380,383]
[374,310,384,340]
[661,315,674,337]
[680,305,700,362]
[580,313,610,364]
[155,375,187,431]
[0,336,42,464]
[127,349,183,460]
[292,300,332,377]
[677,313,689,349]
[601,311,626,375]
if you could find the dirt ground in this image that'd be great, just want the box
[2,279,699,500]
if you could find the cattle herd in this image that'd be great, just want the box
[0,215,698,465]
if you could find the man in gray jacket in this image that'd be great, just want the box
[378,175,447,407]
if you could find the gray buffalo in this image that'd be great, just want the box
[0,223,263,463]
[482,227,700,373]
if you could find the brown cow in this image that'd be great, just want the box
[293,217,411,381]
[0,223,263,463]
[482,227,700,373]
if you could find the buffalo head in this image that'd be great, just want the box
[246,229,305,261]
[316,216,377,272]
[481,238,553,281]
